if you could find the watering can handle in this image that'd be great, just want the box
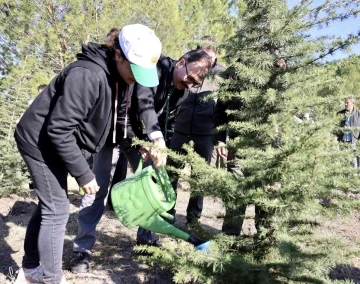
[135,159,171,193]
[136,159,167,182]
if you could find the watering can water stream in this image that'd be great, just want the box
[110,160,209,250]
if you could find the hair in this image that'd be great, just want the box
[179,49,213,71]
[102,28,125,58]
[196,35,218,53]
[37,84,47,92]
[345,96,355,103]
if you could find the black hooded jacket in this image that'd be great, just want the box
[15,43,121,186]
[129,55,186,142]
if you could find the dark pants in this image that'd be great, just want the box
[221,162,268,236]
[74,139,142,253]
[19,150,69,284]
[108,152,128,210]
[169,131,214,222]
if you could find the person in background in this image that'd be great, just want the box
[167,36,225,228]
[337,97,360,170]
[71,48,212,272]
[14,24,162,284]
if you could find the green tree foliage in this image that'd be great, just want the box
[139,0,360,283]
[335,55,360,98]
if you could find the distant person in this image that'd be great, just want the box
[14,24,162,284]
[337,97,360,169]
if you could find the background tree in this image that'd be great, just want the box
[335,54,360,99]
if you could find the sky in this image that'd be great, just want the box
[288,0,360,60]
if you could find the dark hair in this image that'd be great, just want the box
[37,84,47,92]
[196,35,217,50]
[179,49,213,71]
[102,28,125,58]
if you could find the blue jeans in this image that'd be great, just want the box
[19,150,69,284]
[73,138,156,252]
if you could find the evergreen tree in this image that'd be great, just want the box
[335,55,360,98]
[139,1,360,283]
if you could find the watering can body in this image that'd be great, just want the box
[111,161,190,241]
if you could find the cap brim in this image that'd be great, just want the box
[130,63,159,87]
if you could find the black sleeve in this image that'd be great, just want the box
[133,83,162,135]
[46,67,100,186]
[214,99,229,143]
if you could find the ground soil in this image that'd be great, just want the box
[0,178,360,284]
[0,177,228,284]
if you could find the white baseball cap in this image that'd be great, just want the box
[119,24,162,87]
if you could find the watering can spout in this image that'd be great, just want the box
[143,215,190,241]
[111,160,208,246]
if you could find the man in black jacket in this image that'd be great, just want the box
[131,49,213,246]
[167,36,225,227]
[72,49,212,272]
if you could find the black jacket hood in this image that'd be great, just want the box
[76,42,111,75]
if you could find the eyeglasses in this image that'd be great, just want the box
[184,61,203,88]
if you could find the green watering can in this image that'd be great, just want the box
[111,160,210,250]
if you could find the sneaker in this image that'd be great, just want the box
[15,266,43,284]
[70,252,91,274]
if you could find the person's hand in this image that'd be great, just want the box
[216,141,227,160]
[81,178,99,195]
[149,137,167,167]
[275,58,286,70]
[140,146,151,161]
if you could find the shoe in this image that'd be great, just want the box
[15,266,43,283]
[70,252,91,274]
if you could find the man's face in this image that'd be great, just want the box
[173,58,209,90]
[345,99,354,112]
